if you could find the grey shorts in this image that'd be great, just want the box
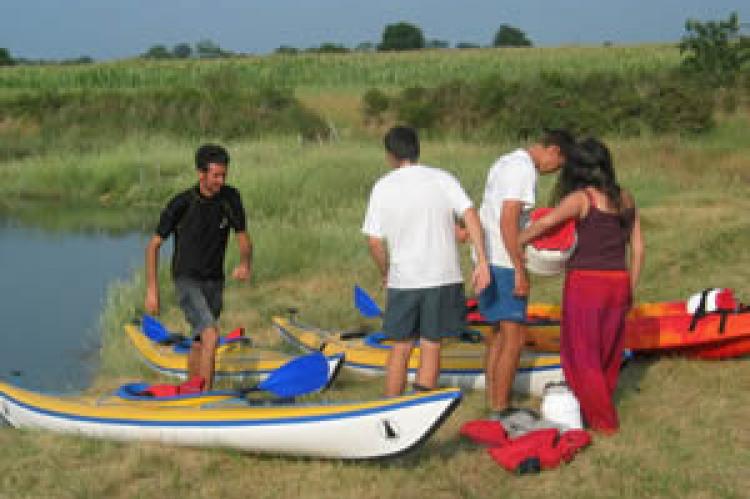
[383,283,467,342]
[174,277,224,340]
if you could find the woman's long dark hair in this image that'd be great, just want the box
[551,137,624,216]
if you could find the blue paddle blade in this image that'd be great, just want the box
[255,351,329,398]
[354,285,383,318]
[142,315,171,343]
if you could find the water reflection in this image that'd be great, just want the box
[0,213,150,392]
[1,202,155,235]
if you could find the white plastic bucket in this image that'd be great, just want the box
[524,208,577,277]
[540,382,583,430]
[525,240,577,276]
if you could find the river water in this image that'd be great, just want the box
[0,220,148,392]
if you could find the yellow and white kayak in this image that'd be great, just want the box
[124,322,344,382]
[0,381,461,459]
[272,316,565,396]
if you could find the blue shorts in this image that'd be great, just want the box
[478,266,528,323]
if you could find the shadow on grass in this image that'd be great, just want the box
[615,356,656,404]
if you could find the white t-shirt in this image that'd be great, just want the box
[362,165,473,289]
[478,149,538,268]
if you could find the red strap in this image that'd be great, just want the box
[144,384,179,397]
[225,327,245,340]
[177,376,205,395]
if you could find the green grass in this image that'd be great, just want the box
[0,45,681,92]
[3,122,748,499]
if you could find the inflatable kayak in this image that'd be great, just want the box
[272,315,565,396]
[474,301,750,360]
[355,284,750,359]
[0,380,461,459]
[124,319,345,381]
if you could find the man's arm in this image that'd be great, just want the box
[231,231,253,281]
[367,236,389,288]
[461,207,490,293]
[145,235,163,315]
[499,200,529,297]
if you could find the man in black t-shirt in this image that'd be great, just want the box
[144,144,252,390]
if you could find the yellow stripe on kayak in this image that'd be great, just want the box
[272,317,561,370]
[124,323,294,374]
[0,381,459,422]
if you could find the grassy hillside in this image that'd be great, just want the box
[0,45,680,92]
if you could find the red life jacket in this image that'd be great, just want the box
[460,419,592,473]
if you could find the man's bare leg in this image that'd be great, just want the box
[198,326,219,390]
[492,321,525,411]
[188,342,201,380]
[385,340,415,397]
[415,339,441,389]
[484,323,503,409]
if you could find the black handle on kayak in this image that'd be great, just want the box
[688,288,711,332]
[339,331,369,340]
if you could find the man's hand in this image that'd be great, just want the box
[513,269,530,298]
[472,262,491,294]
[145,288,160,315]
[231,262,251,281]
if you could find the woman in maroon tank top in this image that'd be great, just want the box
[519,138,645,434]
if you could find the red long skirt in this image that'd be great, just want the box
[561,269,631,433]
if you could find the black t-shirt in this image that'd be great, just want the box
[156,185,247,280]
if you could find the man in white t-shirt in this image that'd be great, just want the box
[478,129,575,420]
[362,126,491,396]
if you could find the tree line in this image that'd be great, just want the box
[142,39,231,60]
[0,47,92,66]
[273,22,532,55]
[137,23,532,59]
[1,13,747,70]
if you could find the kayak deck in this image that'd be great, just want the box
[272,315,564,395]
[0,380,461,459]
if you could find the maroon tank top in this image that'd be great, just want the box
[567,190,635,271]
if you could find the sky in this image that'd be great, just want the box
[1,0,748,61]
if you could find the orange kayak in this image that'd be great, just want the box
[469,301,750,360]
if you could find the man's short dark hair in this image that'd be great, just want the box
[384,126,420,162]
[540,129,576,159]
[195,144,230,171]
